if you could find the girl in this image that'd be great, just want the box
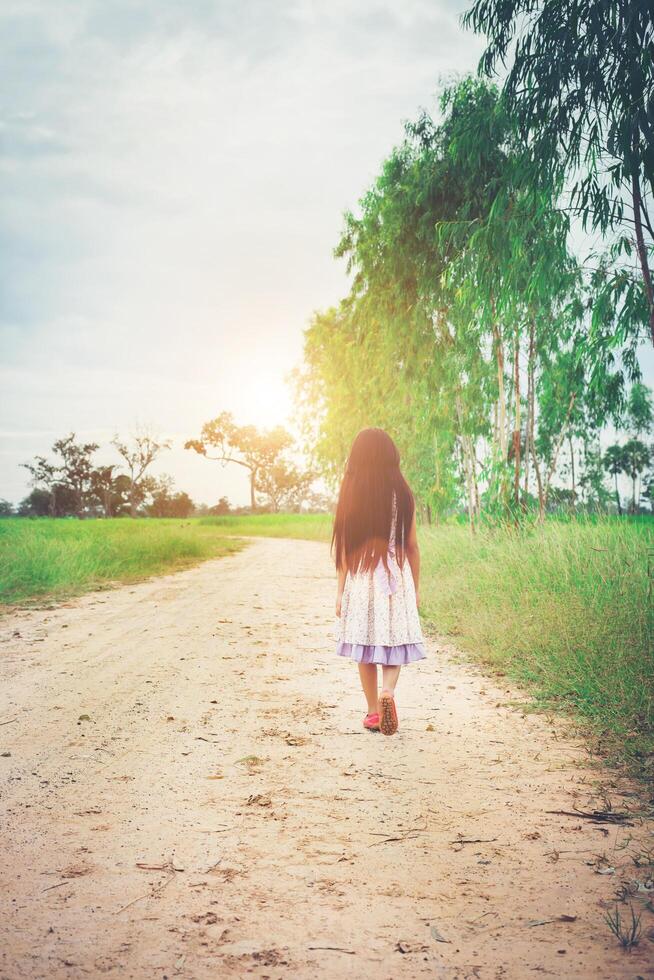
[332,428,425,736]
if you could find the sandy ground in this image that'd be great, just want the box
[1,537,652,980]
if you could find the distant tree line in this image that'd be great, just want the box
[10,430,188,518]
[603,383,654,515]
[2,417,324,518]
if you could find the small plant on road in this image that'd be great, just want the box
[604,903,642,949]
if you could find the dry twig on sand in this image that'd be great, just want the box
[546,808,634,825]
[115,855,184,914]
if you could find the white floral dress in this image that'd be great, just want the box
[336,502,425,666]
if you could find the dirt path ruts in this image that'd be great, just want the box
[0,537,652,979]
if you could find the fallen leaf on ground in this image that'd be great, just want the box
[57,864,93,878]
[450,836,497,849]
[396,940,428,954]
[545,808,633,825]
[247,794,272,806]
[235,755,265,770]
[285,734,309,746]
[190,911,219,925]
[527,915,577,927]
[136,858,184,873]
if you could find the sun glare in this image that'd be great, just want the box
[235,368,295,432]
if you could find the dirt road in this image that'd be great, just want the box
[1,537,652,979]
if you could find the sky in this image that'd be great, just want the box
[0,1,651,508]
[0,0,492,507]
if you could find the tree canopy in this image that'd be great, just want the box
[463,0,654,349]
[296,76,650,522]
[185,411,316,512]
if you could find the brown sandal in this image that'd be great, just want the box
[378,691,398,736]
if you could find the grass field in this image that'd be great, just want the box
[1,512,652,773]
[418,517,653,775]
[198,513,332,540]
[0,517,245,606]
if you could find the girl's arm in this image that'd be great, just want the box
[336,562,347,617]
[406,508,420,607]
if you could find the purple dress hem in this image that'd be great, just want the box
[336,640,426,666]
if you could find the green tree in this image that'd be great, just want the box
[21,455,58,516]
[603,444,626,515]
[208,496,231,515]
[578,439,612,511]
[112,429,172,518]
[56,434,99,516]
[18,488,52,516]
[22,434,99,517]
[642,473,654,512]
[89,465,127,518]
[299,78,595,524]
[622,438,651,513]
[464,0,654,347]
[147,478,195,518]
[627,382,654,438]
[298,75,639,523]
[185,412,294,512]
[254,460,316,513]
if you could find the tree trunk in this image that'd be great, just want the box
[470,439,481,523]
[460,437,475,532]
[464,435,478,527]
[249,469,256,511]
[523,320,534,502]
[455,394,476,533]
[631,156,654,346]
[75,485,84,520]
[130,483,137,518]
[492,323,508,460]
[512,325,521,510]
[614,473,622,516]
[532,443,545,521]
[568,435,576,505]
[542,393,576,511]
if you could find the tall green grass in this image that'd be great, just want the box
[198,512,332,540]
[419,517,653,773]
[0,518,245,605]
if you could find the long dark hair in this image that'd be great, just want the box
[331,428,415,574]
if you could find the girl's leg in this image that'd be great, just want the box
[358,663,379,714]
[379,666,401,735]
[381,665,401,696]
